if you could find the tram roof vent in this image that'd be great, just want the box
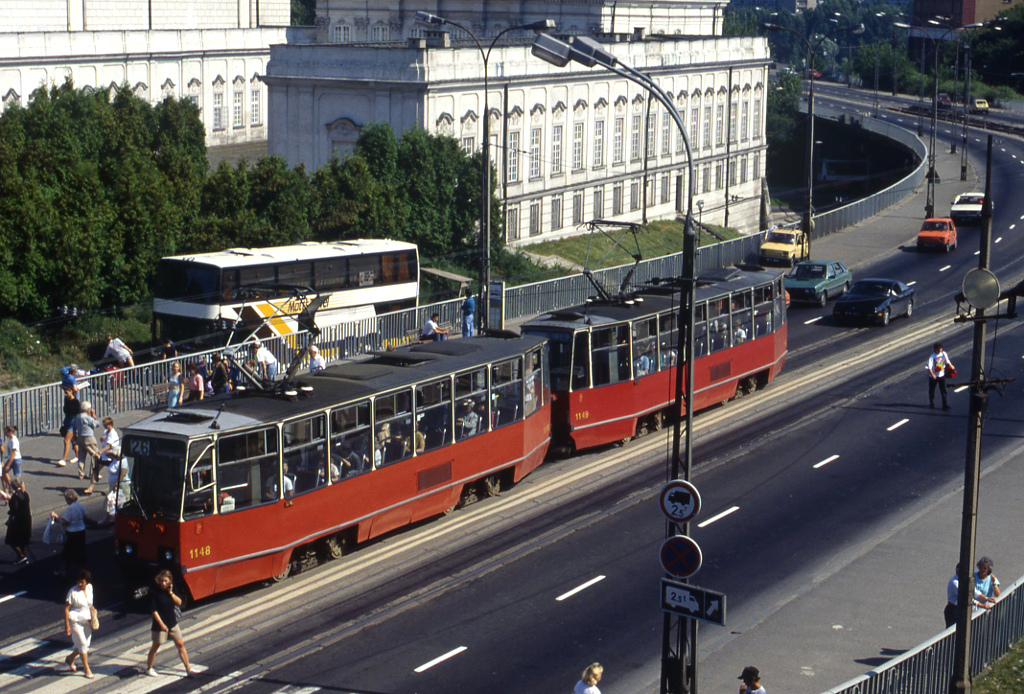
[162,411,215,424]
[698,267,745,283]
[374,352,438,366]
[409,341,482,356]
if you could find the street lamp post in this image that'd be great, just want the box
[530,31,699,694]
[764,22,864,262]
[414,12,554,332]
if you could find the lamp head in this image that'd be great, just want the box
[414,11,445,26]
[525,19,556,33]
[852,23,866,35]
[531,33,572,68]
[569,36,618,69]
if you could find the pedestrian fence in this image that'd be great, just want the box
[823,574,1024,694]
[0,104,928,438]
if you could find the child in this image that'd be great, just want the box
[2,425,22,496]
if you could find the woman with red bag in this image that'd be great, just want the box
[927,342,955,410]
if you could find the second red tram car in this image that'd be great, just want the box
[521,266,787,452]
[115,335,550,601]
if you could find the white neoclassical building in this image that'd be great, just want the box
[0,0,290,149]
[265,1,769,244]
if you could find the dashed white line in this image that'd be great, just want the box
[698,506,740,528]
[1011,224,1016,230]
[556,575,606,602]
[887,419,910,431]
[974,250,980,256]
[415,646,467,673]
[907,280,917,286]
[0,591,26,604]
[954,385,970,393]
[995,237,1002,244]
[804,316,823,325]
[939,265,951,272]
[813,454,840,469]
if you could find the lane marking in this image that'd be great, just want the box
[813,455,840,469]
[804,316,822,325]
[556,575,607,602]
[194,670,245,691]
[887,419,910,431]
[698,506,740,528]
[954,385,969,393]
[907,281,917,286]
[0,591,27,605]
[996,237,1002,244]
[1011,224,1016,230]
[415,646,467,673]
[939,265,951,272]
[974,251,980,256]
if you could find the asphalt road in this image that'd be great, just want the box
[2,90,1024,694]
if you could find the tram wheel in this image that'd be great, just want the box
[482,474,502,498]
[739,376,757,397]
[651,412,663,432]
[324,535,344,560]
[270,559,292,583]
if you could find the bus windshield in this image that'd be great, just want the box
[154,260,221,304]
[119,436,186,521]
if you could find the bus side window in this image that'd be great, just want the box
[183,440,214,520]
[216,427,279,512]
[570,332,590,390]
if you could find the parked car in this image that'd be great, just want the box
[809,69,823,79]
[833,279,915,326]
[938,93,953,110]
[759,228,808,267]
[970,98,989,114]
[917,218,957,252]
[949,192,985,226]
[784,260,853,307]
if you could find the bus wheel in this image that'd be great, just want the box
[482,474,502,498]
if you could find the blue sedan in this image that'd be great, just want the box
[832,279,915,326]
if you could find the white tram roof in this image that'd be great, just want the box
[162,239,418,269]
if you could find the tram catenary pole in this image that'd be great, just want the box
[530,31,698,694]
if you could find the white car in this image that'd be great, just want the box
[949,192,985,226]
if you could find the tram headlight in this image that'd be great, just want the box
[163,549,174,562]
[121,542,136,556]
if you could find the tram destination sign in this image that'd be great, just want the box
[661,578,726,627]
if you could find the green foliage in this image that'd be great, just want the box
[973,631,1024,694]
[291,0,316,25]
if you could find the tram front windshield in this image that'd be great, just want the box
[119,436,186,520]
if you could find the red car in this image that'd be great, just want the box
[917,218,957,252]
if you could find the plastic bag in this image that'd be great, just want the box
[43,518,66,545]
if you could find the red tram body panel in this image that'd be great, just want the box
[115,335,550,601]
[522,267,787,452]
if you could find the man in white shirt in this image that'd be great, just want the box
[308,345,327,373]
[421,313,448,342]
[251,342,279,381]
[104,334,135,367]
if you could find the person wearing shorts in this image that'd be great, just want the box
[145,570,193,677]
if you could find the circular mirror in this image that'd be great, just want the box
[962,268,1000,310]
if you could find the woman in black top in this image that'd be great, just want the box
[144,570,193,677]
[57,387,81,467]
[4,478,30,564]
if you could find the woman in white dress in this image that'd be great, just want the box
[63,569,95,678]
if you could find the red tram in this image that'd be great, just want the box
[115,335,550,601]
[520,266,787,453]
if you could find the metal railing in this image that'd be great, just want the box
[824,574,1024,694]
[0,106,927,437]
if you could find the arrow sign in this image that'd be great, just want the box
[661,578,727,627]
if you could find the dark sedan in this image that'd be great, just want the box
[832,279,915,326]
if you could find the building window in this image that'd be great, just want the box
[729,99,738,143]
[462,137,475,154]
[646,112,656,158]
[613,117,624,164]
[613,184,623,215]
[573,122,584,171]
[715,162,723,190]
[529,202,541,236]
[233,90,244,129]
[551,125,563,175]
[702,164,711,193]
[630,179,640,211]
[662,109,671,155]
[573,192,584,224]
[333,25,351,42]
[702,106,711,149]
[631,114,642,161]
[741,100,749,142]
[594,120,605,167]
[740,155,749,183]
[646,178,655,207]
[729,158,737,186]
[508,131,520,183]
[371,25,390,41]
[691,105,700,151]
[753,152,760,179]
[213,92,224,131]
[594,187,604,218]
[551,195,563,230]
[716,104,724,146]
[530,128,543,180]
[660,174,670,204]
[753,97,762,140]
[250,88,262,126]
[507,206,521,241]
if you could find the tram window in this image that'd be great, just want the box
[455,368,488,440]
[183,439,214,520]
[733,308,752,344]
[523,349,544,416]
[330,401,372,479]
[216,427,280,512]
[314,259,348,292]
[591,325,630,386]
[349,255,379,287]
[532,330,572,391]
[571,332,590,390]
[283,415,327,494]
[491,357,523,428]
[754,286,774,338]
[659,313,678,368]
[416,378,452,454]
[374,389,413,467]
[693,305,708,358]
[633,318,658,378]
[278,261,313,289]
[708,299,730,353]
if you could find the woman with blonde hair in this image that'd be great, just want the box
[63,569,95,678]
[574,662,604,694]
[51,489,88,576]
